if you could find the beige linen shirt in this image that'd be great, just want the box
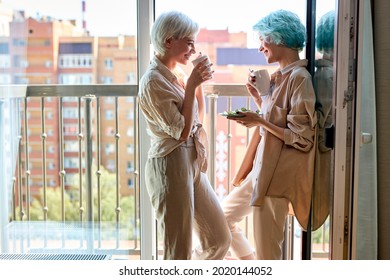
[138,56,207,171]
[251,59,317,230]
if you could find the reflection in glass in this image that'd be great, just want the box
[312,10,335,231]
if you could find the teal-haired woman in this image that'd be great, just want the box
[223,10,317,260]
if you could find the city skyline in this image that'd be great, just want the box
[2,0,335,44]
[0,11,261,201]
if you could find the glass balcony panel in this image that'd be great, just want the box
[1,0,139,259]
[1,85,140,259]
[1,0,332,260]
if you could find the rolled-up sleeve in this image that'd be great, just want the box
[284,75,317,152]
[139,79,185,140]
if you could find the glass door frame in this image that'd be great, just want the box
[136,0,358,260]
[137,0,156,260]
[331,0,359,260]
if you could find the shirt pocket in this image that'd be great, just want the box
[269,106,288,128]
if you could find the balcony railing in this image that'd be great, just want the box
[0,84,329,259]
[1,85,140,258]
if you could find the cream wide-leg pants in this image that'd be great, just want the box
[222,172,289,260]
[145,137,231,260]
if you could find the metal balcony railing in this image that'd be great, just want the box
[1,85,140,258]
[0,84,329,259]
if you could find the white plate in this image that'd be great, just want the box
[219,112,245,118]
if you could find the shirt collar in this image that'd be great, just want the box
[315,58,333,68]
[279,59,308,75]
[270,59,308,89]
[151,56,178,84]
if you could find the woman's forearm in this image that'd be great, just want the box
[261,119,285,142]
[180,85,197,140]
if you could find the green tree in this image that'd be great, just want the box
[22,166,137,239]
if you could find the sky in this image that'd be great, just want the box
[2,0,335,40]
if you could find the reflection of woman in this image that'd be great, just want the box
[138,11,231,260]
[223,10,317,260]
[312,10,335,230]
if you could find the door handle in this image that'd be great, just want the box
[360,132,373,146]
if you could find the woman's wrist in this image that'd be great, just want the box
[231,179,242,187]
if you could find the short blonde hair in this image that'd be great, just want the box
[151,11,199,56]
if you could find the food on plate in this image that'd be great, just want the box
[220,107,261,117]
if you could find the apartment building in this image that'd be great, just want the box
[2,11,270,205]
[4,15,139,200]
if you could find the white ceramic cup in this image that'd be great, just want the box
[192,54,212,70]
[248,69,271,96]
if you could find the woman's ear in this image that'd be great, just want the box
[165,37,173,48]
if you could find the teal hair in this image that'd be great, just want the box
[253,9,306,51]
[316,11,335,53]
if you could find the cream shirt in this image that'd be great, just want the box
[138,56,206,163]
[251,59,317,230]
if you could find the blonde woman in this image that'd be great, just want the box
[138,11,231,260]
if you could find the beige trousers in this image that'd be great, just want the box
[145,137,231,260]
[222,173,289,260]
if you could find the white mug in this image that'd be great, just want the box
[248,69,271,96]
[192,54,212,73]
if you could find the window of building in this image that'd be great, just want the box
[105,97,115,104]
[106,159,115,171]
[127,161,133,172]
[63,107,78,118]
[12,38,27,46]
[64,141,79,152]
[0,55,10,68]
[126,110,134,120]
[64,157,79,168]
[58,54,92,68]
[13,55,28,68]
[106,127,115,136]
[127,178,134,189]
[63,124,78,136]
[105,110,114,120]
[101,76,112,84]
[104,58,113,69]
[126,128,134,137]
[105,143,115,155]
[59,73,93,84]
[126,72,136,83]
[127,144,134,154]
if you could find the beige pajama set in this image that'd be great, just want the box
[223,60,317,259]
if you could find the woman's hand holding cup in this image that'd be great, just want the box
[247,69,271,96]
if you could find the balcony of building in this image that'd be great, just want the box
[0,84,329,260]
